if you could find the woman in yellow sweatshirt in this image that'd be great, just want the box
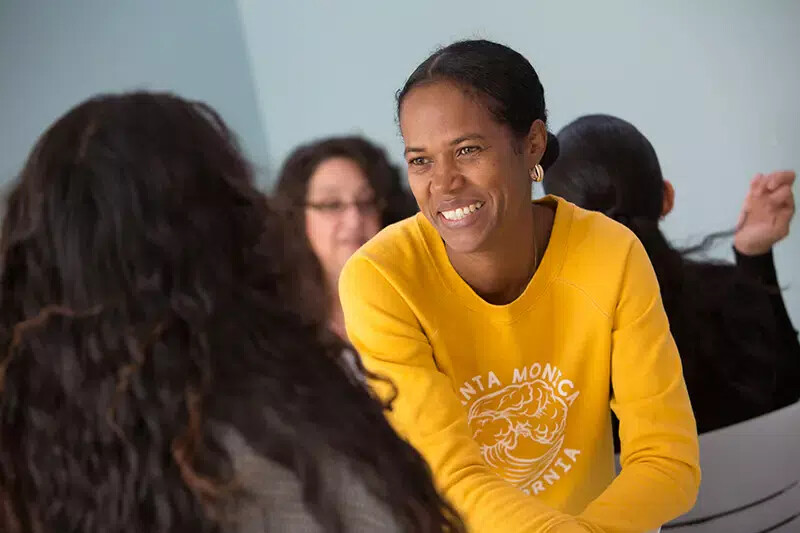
[339,40,700,533]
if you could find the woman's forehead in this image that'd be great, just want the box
[400,83,505,148]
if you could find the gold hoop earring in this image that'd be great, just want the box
[529,164,544,182]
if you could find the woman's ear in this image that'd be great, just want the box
[525,119,548,165]
[661,180,675,218]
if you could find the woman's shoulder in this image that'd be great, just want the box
[217,422,402,533]
[546,197,657,315]
[551,196,640,272]
[557,197,638,248]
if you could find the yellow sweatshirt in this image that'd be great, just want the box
[340,196,700,533]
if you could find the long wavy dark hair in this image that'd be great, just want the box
[544,114,780,429]
[0,92,463,532]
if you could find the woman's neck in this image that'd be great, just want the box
[447,203,554,305]
[326,281,348,340]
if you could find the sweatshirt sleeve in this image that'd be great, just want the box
[579,237,701,532]
[339,254,602,533]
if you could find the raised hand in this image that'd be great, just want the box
[734,170,796,256]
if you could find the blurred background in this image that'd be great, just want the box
[2,0,798,321]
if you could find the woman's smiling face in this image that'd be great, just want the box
[400,80,544,254]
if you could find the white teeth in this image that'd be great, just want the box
[441,201,484,221]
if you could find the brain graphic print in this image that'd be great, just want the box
[467,379,569,490]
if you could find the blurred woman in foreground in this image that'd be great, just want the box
[0,92,462,533]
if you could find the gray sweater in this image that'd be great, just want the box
[220,427,404,533]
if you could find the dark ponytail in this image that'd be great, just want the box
[542,133,560,171]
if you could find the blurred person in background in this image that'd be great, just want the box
[274,136,417,340]
[545,113,799,439]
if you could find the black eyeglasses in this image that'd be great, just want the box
[304,198,386,215]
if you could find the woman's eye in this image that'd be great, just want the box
[457,146,480,156]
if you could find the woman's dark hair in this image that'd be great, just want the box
[396,39,560,170]
[0,92,463,532]
[274,136,416,228]
[544,114,779,424]
[273,136,417,306]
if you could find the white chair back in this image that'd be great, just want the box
[617,402,800,532]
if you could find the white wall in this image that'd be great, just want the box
[0,0,270,186]
[239,0,800,322]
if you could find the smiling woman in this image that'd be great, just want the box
[339,40,701,533]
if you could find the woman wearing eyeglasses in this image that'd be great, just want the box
[274,136,417,340]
